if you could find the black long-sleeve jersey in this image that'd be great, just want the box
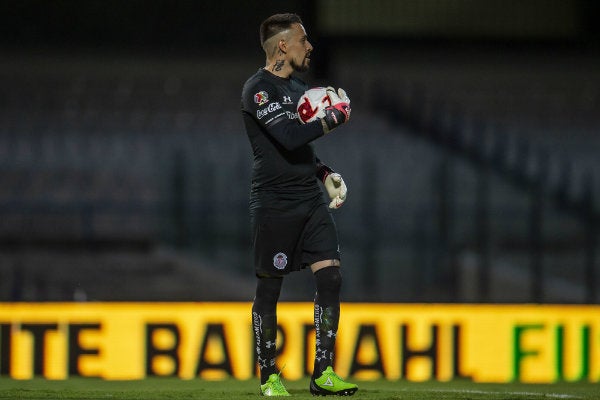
[241,68,329,212]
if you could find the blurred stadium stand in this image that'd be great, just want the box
[0,0,598,303]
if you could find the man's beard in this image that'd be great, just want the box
[291,56,310,72]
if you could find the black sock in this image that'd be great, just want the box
[313,266,342,377]
[252,276,283,384]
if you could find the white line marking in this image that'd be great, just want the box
[412,388,582,399]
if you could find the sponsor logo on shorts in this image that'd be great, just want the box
[273,252,288,269]
[254,91,269,106]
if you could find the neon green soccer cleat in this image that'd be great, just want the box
[310,366,358,396]
[260,373,291,397]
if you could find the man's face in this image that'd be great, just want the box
[286,23,313,72]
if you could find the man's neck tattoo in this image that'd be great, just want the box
[273,60,285,71]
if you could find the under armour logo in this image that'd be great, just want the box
[315,348,328,362]
[258,356,267,369]
[282,95,292,104]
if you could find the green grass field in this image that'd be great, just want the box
[0,378,597,400]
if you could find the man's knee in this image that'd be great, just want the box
[254,277,283,308]
[314,266,342,294]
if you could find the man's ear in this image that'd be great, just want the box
[278,39,287,54]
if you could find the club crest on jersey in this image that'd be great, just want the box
[254,91,269,106]
[273,252,288,269]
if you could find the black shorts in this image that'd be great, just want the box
[251,201,340,277]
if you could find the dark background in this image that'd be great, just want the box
[0,0,599,303]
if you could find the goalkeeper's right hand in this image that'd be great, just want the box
[321,87,351,133]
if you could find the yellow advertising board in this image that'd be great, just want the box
[0,303,599,382]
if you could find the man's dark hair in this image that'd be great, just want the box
[260,13,303,47]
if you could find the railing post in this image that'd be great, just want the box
[476,164,491,302]
[529,177,544,303]
[529,152,547,303]
[436,153,456,300]
[361,155,378,300]
[171,149,188,248]
[582,171,597,303]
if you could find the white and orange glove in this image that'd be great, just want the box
[324,172,347,209]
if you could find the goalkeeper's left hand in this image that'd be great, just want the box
[324,172,347,209]
[321,87,351,134]
[326,87,350,106]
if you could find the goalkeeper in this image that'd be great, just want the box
[240,13,357,397]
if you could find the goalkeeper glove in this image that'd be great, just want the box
[321,87,350,133]
[327,87,350,105]
[323,172,347,209]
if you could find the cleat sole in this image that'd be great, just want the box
[310,381,357,396]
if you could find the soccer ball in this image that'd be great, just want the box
[297,87,332,124]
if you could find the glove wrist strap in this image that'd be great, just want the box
[316,163,334,183]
